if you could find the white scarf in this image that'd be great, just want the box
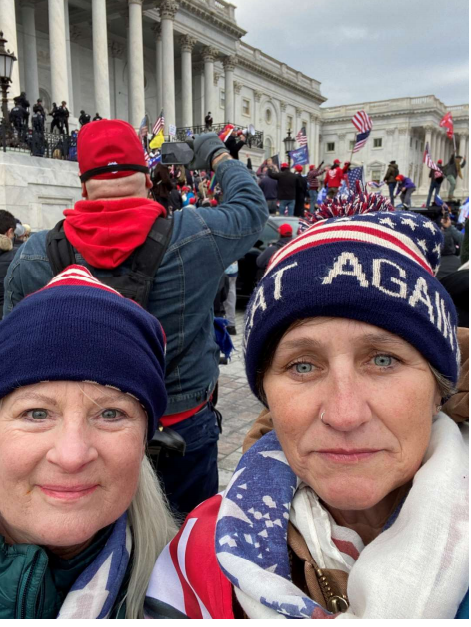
[217,415,468,619]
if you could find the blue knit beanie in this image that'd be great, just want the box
[0,266,167,439]
[244,207,460,400]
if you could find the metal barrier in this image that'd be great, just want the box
[0,118,78,160]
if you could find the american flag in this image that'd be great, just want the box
[153,109,164,135]
[139,116,148,139]
[346,166,364,188]
[423,141,441,172]
[351,110,373,153]
[296,126,308,146]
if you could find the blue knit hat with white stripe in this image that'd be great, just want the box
[244,204,460,400]
[0,266,167,439]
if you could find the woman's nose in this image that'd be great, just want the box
[321,370,372,432]
[46,420,98,472]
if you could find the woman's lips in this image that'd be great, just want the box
[316,449,382,463]
[38,485,99,501]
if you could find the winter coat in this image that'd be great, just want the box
[429,166,444,183]
[256,236,292,270]
[294,174,308,217]
[0,235,18,317]
[384,163,399,184]
[258,175,278,200]
[324,164,348,189]
[268,169,297,200]
[225,136,246,160]
[444,154,467,179]
[152,163,172,200]
[397,177,416,192]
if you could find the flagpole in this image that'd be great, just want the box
[453,133,457,153]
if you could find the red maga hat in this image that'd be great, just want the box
[281,162,289,169]
[437,159,443,164]
[78,119,148,183]
[294,164,303,172]
[278,223,293,237]
[333,159,341,165]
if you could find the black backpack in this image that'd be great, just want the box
[46,216,173,309]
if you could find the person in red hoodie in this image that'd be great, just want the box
[324,159,350,198]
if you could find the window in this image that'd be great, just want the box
[415,139,418,150]
[410,137,413,148]
[265,108,272,124]
[326,142,335,152]
[373,138,382,148]
[287,115,293,131]
[349,140,355,150]
[371,169,382,182]
[242,98,250,116]
[220,89,225,108]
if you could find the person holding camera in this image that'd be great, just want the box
[3,121,269,517]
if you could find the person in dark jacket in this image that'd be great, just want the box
[151,163,173,210]
[437,212,464,280]
[168,181,183,213]
[384,161,399,206]
[93,112,103,121]
[395,174,416,208]
[0,210,19,317]
[58,101,70,135]
[426,160,445,208]
[294,165,308,217]
[258,172,278,214]
[268,163,297,216]
[49,103,63,134]
[79,110,91,127]
[444,153,467,200]
[205,112,213,130]
[256,223,293,270]
[225,129,246,160]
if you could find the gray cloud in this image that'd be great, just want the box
[233,0,469,107]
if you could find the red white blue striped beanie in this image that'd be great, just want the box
[0,266,167,439]
[244,210,460,399]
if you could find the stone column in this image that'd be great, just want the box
[439,132,445,163]
[2,0,20,104]
[338,133,346,162]
[295,107,302,135]
[92,0,110,118]
[152,23,162,115]
[280,101,287,158]
[233,80,242,124]
[455,132,468,196]
[420,125,433,193]
[128,0,145,128]
[64,0,74,113]
[180,34,196,128]
[202,45,218,122]
[160,0,178,134]
[48,0,69,106]
[397,127,409,176]
[311,113,320,165]
[193,62,204,125]
[223,55,236,123]
[253,89,262,129]
[21,1,39,102]
[109,40,124,118]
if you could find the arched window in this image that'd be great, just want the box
[265,137,273,159]
[39,88,51,113]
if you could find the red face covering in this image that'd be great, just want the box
[63,197,166,269]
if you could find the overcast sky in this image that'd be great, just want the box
[232,0,469,108]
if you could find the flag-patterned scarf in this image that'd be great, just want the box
[215,417,468,619]
[57,514,131,619]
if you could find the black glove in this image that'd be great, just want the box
[186,133,229,171]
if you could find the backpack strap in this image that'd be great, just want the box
[130,215,173,281]
[46,219,76,275]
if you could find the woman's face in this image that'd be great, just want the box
[0,381,146,550]
[263,318,441,512]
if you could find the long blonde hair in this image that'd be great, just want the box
[123,455,178,619]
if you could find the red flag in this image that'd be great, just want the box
[439,112,454,138]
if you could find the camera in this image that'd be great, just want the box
[160,142,194,166]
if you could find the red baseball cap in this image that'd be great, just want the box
[78,119,148,183]
[210,199,218,207]
[294,164,303,172]
[278,223,293,237]
[437,159,443,164]
[333,159,341,165]
[281,162,289,169]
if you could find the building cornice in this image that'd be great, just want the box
[176,0,247,39]
[235,55,326,106]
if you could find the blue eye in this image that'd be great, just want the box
[374,355,393,368]
[295,363,313,374]
[26,409,48,420]
[102,409,119,420]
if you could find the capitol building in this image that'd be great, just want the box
[0,0,469,229]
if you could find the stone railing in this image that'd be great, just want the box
[0,118,77,160]
[204,0,235,20]
[236,41,323,96]
[322,95,468,119]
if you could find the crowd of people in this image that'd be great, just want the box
[0,118,468,619]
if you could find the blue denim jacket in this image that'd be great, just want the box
[3,159,268,415]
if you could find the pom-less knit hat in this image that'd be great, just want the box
[0,266,167,439]
[244,206,460,400]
